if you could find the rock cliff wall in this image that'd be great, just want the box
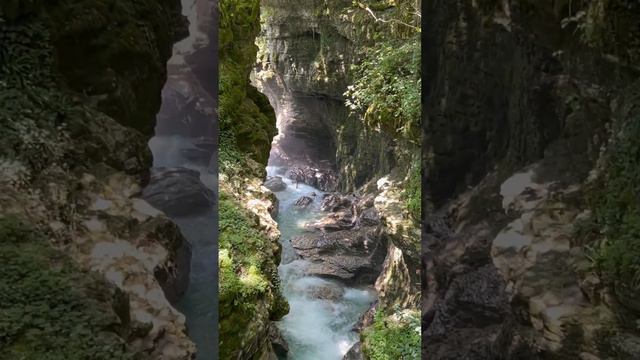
[0,1,195,358]
[256,0,419,191]
[423,1,640,358]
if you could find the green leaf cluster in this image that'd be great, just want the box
[361,309,421,360]
[403,158,421,221]
[345,37,421,142]
[592,112,640,295]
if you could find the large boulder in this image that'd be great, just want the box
[143,167,214,217]
[305,210,355,232]
[320,193,353,212]
[291,227,387,285]
[264,176,287,192]
[288,166,338,192]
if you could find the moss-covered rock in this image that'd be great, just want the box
[361,309,421,360]
[218,190,288,359]
[219,0,277,168]
[0,216,143,360]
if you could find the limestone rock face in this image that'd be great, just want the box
[368,174,422,322]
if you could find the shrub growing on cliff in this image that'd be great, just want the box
[404,159,421,221]
[361,309,421,360]
[592,114,640,296]
[345,37,420,142]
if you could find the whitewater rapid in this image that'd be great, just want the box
[266,166,376,360]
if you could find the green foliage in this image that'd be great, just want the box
[0,216,142,360]
[346,0,421,41]
[0,21,74,175]
[345,37,421,142]
[361,309,421,360]
[403,159,421,221]
[592,114,640,293]
[219,129,244,173]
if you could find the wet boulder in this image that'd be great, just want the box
[320,194,353,212]
[294,196,313,208]
[264,176,287,192]
[343,342,364,360]
[142,167,214,217]
[305,210,355,232]
[359,208,380,226]
[288,166,338,192]
[288,166,316,186]
[316,171,337,192]
[291,227,387,285]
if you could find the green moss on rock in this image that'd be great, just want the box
[219,0,277,169]
[218,192,287,359]
[0,216,145,360]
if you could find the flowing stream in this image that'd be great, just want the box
[149,135,217,359]
[266,165,376,360]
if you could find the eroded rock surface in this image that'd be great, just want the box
[291,226,387,285]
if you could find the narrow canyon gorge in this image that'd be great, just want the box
[218,0,421,359]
